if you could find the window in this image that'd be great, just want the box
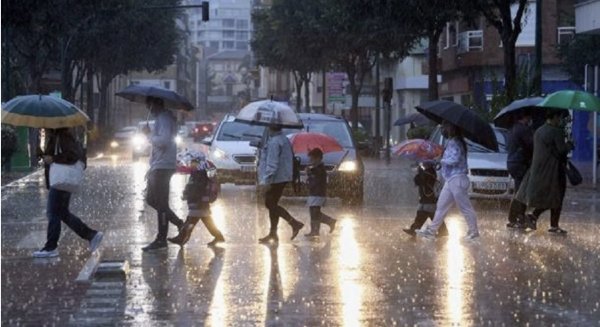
[222,19,235,28]
[196,31,204,39]
[209,41,219,49]
[236,31,249,40]
[163,81,171,90]
[557,27,575,46]
[236,19,249,29]
[236,42,248,50]
[223,30,235,38]
[223,41,234,49]
[450,22,459,47]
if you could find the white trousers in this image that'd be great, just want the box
[428,174,479,235]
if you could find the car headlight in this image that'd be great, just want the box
[338,160,357,172]
[132,134,146,146]
[175,135,183,145]
[110,141,119,148]
[212,148,228,160]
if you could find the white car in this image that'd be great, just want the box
[429,125,514,200]
[203,115,264,185]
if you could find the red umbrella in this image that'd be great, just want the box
[392,139,443,161]
[288,132,343,154]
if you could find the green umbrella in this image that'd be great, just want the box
[1,95,89,128]
[537,90,600,112]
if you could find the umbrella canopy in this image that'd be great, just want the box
[288,132,343,154]
[416,100,499,151]
[392,138,443,161]
[537,90,600,112]
[393,113,431,126]
[116,84,194,111]
[1,95,89,128]
[493,97,545,129]
[235,100,303,129]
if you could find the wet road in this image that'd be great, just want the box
[2,155,600,326]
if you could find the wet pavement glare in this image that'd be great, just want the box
[2,155,600,326]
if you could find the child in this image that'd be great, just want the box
[305,148,336,237]
[403,161,449,237]
[168,152,225,246]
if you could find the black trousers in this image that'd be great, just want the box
[409,210,448,235]
[45,188,96,250]
[309,206,335,233]
[531,208,562,228]
[508,163,528,192]
[146,169,183,240]
[264,182,296,234]
[507,199,527,224]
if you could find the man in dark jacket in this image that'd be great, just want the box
[506,112,534,228]
[33,128,103,258]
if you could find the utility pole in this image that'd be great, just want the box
[533,0,543,96]
[375,56,381,158]
[322,70,327,113]
[383,78,393,165]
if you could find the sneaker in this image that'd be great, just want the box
[32,248,59,258]
[416,228,436,239]
[89,232,104,253]
[290,221,304,240]
[259,234,279,244]
[142,240,168,252]
[548,227,567,234]
[402,228,416,236]
[207,236,225,246]
[464,232,480,241]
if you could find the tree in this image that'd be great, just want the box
[558,34,600,86]
[469,0,529,102]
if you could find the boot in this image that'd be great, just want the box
[305,219,320,237]
[168,216,200,246]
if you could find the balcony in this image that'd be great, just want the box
[457,30,483,54]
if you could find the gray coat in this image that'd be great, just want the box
[516,123,568,209]
[149,110,177,171]
[258,131,293,185]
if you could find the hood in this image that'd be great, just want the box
[467,152,508,170]
[212,140,256,156]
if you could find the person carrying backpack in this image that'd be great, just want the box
[168,152,224,247]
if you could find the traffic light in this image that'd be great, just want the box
[202,1,209,21]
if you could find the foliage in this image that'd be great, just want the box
[558,34,600,86]
[406,126,434,140]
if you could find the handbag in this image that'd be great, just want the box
[566,160,582,186]
[48,136,85,193]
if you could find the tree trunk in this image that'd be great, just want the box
[86,68,95,124]
[293,72,303,112]
[503,37,517,102]
[428,29,441,101]
[349,78,359,130]
[303,74,311,113]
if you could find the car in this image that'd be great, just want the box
[191,121,216,142]
[108,126,138,153]
[203,115,264,185]
[281,113,365,204]
[428,125,514,200]
[131,121,155,160]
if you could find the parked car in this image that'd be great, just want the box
[203,115,264,185]
[282,113,365,204]
[429,125,514,200]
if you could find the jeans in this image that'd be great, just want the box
[429,175,479,235]
[146,169,183,241]
[45,188,96,250]
[264,182,297,234]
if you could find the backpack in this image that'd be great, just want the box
[203,161,220,203]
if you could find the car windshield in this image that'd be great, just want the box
[217,121,265,141]
[466,129,507,153]
[284,120,353,148]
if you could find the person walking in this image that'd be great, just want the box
[304,148,336,237]
[168,152,225,247]
[416,121,480,240]
[506,112,534,228]
[403,161,448,237]
[258,125,304,244]
[142,97,184,252]
[516,110,573,234]
[33,128,103,258]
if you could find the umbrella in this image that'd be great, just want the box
[288,132,343,154]
[1,95,89,128]
[392,139,443,161]
[416,100,499,151]
[116,84,194,111]
[393,113,431,126]
[493,97,545,129]
[537,90,600,112]
[235,100,303,129]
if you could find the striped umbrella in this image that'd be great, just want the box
[1,95,89,128]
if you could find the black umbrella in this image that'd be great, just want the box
[393,113,431,126]
[116,84,194,111]
[493,97,544,129]
[416,100,499,151]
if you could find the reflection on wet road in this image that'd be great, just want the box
[1,157,599,325]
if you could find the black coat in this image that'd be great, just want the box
[307,162,327,197]
[507,122,534,166]
[183,169,210,208]
[414,167,437,204]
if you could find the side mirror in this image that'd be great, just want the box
[249,140,262,148]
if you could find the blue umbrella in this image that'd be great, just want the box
[116,84,194,111]
[1,95,89,128]
[393,113,431,126]
[493,97,544,129]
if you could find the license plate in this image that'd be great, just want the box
[474,182,507,190]
[240,165,256,172]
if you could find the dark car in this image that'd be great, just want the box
[281,114,365,204]
[191,121,215,142]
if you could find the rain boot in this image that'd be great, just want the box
[143,213,169,252]
[305,219,320,237]
[201,216,225,246]
[168,216,201,246]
